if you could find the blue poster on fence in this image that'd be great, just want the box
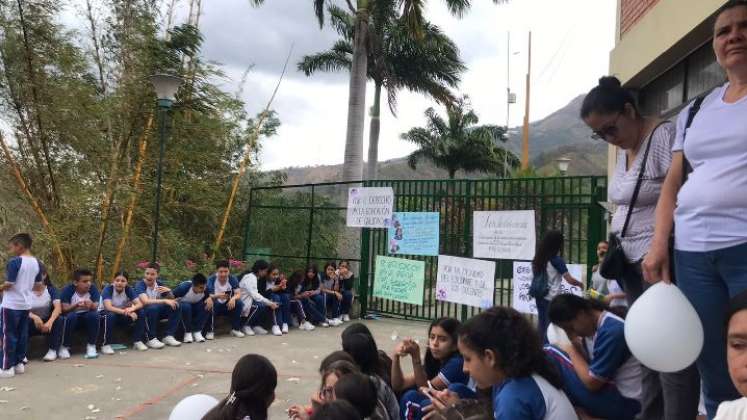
[387,212,440,256]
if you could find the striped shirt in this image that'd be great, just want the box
[609,122,675,262]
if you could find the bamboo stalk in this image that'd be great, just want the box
[110,116,152,278]
[0,132,67,273]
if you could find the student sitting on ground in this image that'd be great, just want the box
[287,270,316,331]
[172,273,209,343]
[1,233,44,378]
[203,354,277,420]
[134,262,181,349]
[238,260,279,336]
[393,318,470,420]
[206,260,245,339]
[320,262,343,326]
[28,271,64,362]
[297,264,331,328]
[334,372,381,419]
[60,269,101,359]
[425,307,576,420]
[715,290,747,419]
[101,271,146,353]
[342,323,394,386]
[337,260,355,322]
[547,294,642,420]
[265,264,291,335]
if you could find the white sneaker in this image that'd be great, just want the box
[342,314,351,322]
[281,323,289,334]
[183,332,194,343]
[205,332,215,341]
[242,326,255,336]
[320,321,330,328]
[230,329,246,338]
[301,321,315,331]
[163,336,181,347]
[101,345,115,355]
[253,326,269,335]
[133,341,148,351]
[147,338,165,349]
[194,332,206,342]
[0,368,14,379]
[58,346,71,359]
[86,344,99,359]
[43,349,58,361]
[271,325,282,336]
[14,363,25,375]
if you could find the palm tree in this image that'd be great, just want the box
[299,4,465,179]
[251,0,505,182]
[403,97,519,179]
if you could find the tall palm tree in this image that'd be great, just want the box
[403,97,519,179]
[299,4,465,179]
[251,0,504,182]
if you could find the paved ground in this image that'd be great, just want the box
[0,318,424,420]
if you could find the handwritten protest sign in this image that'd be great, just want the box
[512,261,586,315]
[387,212,440,256]
[373,256,425,305]
[435,255,496,308]
[346,187,394,228]
[473,211,536,260]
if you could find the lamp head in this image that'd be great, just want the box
[150,74,182,107]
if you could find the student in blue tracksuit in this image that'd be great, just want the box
[265,265,291,335]
[392,317,470,420]
[296,264,330,328]
[337,260,355,322]
[206,260,245,339]
[320,262,343,326]
[60,269,101,359]
[547,294,642,420]
[28,269,62,363]
[425,307,576,420]
[238,260,278,337]
[101,271,146,353]
[288,270,316,332]
[134,262,181,349]
[172,273,209,343]
[1,233,44,378]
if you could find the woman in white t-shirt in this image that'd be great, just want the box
[643,2,747,417]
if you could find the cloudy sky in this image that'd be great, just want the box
[71,0,617,170]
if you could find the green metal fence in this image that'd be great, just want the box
[243,176,607,322]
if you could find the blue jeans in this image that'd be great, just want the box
[535,297,550,343]
[29,314,65,352]
[0,308,29,369]
[325,293,342,318]
[340,290,354,316]
[63,310,100,346]
[144,303,180,338]
[180,301,209,333]
[271,293,291,325]
[208,300,244,331]
[675,242,747,419]
[102,310,145,344]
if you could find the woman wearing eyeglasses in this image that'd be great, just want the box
[580,76,700,420]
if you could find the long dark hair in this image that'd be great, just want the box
[288,270,304,294]
[548,294,608,325]
[459,307,563,389]
[250,260,269,275]
[319,351,356,374]
[424,317,461,379]
[342,332,385,379]
[321,261,337,280]
[580,76,639,119]
[333,373,378,418]
[532,230,564,275]
[202,354,277,420]
[310,400,362,420]
[341,323,392,385]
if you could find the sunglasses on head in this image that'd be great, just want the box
[590,113,622,141]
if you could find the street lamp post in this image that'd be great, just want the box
[556,156,571,176]
[149,74,182,264]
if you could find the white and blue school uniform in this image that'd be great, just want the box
[134,279,180,339]
[265,277,291,326]
[321,274,342,318]
[401,354,471,420]
[492,374,576,420]
[172,281,209,334]
[28,284,64,353]
[297,276,326,324]
[101,285,145,344]
[1,256,43,370]
[60,284,101,347]
[238,273,275,328]
[206,275,244,331]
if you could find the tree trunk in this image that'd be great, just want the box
[366,81,382,180]
[341,4,369,183]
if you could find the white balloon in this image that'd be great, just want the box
[624,282,704,372]
[547,323,571,347]
[169,394,219,420]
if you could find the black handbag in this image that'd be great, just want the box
[599,122,665,280]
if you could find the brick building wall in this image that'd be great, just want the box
[620,0,661,36]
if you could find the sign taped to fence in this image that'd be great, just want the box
[346,187,395,228]
[387,212,440,256]
[512,261,586,315]
[373,256,425,305]
[435,255,496,308]
[473,210,536,260]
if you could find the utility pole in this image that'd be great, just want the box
[521,31,532,170]
[505,31,510,178]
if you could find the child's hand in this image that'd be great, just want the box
[164,299,178,310]
[157,285,171,294]
[287,405,310,420]
[227,298,236,310]
[335,292,342,301]
[205,298,214,312]
[32,317,44,331]
[269,301,280,310]
[129,311,138,321]
[41,320,53,333]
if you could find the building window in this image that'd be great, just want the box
[687,43,725,100]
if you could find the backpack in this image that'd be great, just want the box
[528,269,549,299]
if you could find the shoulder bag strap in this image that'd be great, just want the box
[682,95,706,184]
[620,121,669,238]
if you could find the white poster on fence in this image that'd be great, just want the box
[436,255,496,309]
[346,187,394,228]
[473,211,536,260]
[512,261,586,315]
